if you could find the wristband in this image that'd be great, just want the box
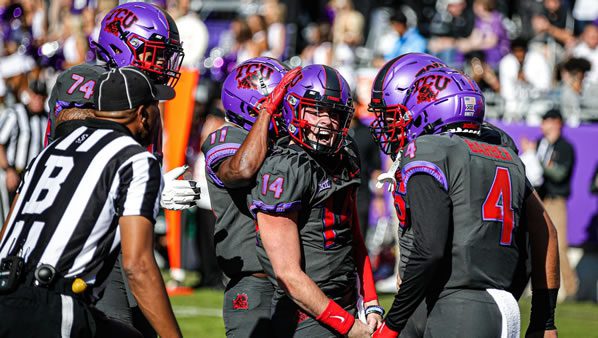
[372,322,399,338]
[529,288,558,331]
[365,305,385,317]
[316,299,355,335]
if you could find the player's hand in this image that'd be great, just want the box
[260,67,302,116]
[366,312,383,332]
[161,165,201,210]
[347,320,371,338]
[526,329,558,338]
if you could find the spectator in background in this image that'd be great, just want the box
[531,0,575,47]
[330,0,364,88]
[521,108,578,300]
[463,51,500,93]
[456,0,510,70]
[499,38,552,121]
[174,0,208,69]
[247,14,269,58]
[572,22,598,85]
[383,10,427,61]
[572,0,598,35]
[300,22,333,66]
[263,0,287,60]
[427,0,475,67]
[559,57,592,126]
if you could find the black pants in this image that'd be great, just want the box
[95,254,156,338]
[223,276,274,338]
[0,285,142,337]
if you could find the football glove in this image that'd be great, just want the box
[161,165,201,210]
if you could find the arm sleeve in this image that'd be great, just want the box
[201,126,245,188]
[385,174,451,332]
[249,153,309,217]
[116,152,163,224]
[350,193,377,302]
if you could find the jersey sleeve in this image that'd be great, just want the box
[399,136,450,194]
[201,125,246,188]
[249,150,311,217]
[115,152,163,224]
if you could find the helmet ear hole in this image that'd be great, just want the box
[110,44,122,55]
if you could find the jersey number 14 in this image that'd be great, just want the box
[482,167,515,246]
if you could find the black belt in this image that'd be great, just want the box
[22,271,89,300]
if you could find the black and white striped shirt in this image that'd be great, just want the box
[0,120,162,294]
[0,103,47,171]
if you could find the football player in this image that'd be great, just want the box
[249,65,382,337]
[201,57,300,337]
[42,3,193,337]
[368,64,559,337]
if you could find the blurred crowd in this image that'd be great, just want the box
[1,0,598,300]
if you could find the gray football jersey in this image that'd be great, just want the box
[397,133,528,290]
[202,125,262,278]
[249,139,362,297]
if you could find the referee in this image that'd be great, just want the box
[0,66,182,337]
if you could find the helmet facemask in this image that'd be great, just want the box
[369,101,412,160]
[286,92,354,155]
[126,31,184,87]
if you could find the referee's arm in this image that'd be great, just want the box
[120,215,182,338]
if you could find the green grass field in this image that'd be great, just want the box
[170,290,598,338]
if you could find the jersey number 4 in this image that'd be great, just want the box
[482,167,515,246]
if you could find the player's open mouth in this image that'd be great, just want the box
[318,130,332,142]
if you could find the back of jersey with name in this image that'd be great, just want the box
[399,133,528,291]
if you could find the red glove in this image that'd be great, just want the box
[372,322,400,338]
[261,67,302,116]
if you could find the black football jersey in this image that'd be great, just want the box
[249,138,362,297]
[202,125,263,278]
[395,133,529,290]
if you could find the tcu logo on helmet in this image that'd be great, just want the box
[104,8,139,35]
[235,64,275,91]
[411,75,451,104]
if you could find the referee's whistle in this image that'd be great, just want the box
[72,278,87,294]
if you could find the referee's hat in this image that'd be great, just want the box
[94,67,176,113]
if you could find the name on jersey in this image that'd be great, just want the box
[464,139,513,161]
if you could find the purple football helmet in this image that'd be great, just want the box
[369,53,446,157]
[95,2,184,87]
[222,57,289,136]
[282,64,354,155]
[402,68,485,141]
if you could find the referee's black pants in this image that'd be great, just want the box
[0,284,142,337]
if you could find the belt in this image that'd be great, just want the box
[23,271,90,300]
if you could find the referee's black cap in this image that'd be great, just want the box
[49,64,104,116]
[94,66,176,112]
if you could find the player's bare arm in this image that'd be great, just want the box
[525,191,560,338]
[257,211,372,338]
[120,215,182,338]
[217,67,301,188]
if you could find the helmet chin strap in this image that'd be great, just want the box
[376,150,402,192]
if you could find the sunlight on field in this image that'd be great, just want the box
[170,290,598,338]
